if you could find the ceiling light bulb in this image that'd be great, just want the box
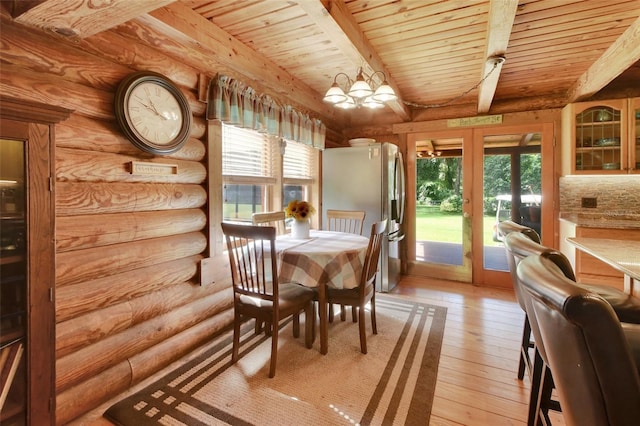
[371,82,397,102]
[323,83,348,104]
[362,96,385,109]
[347,70,373,99]
[335,96,356,109]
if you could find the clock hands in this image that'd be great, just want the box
[148,99,168,120]
[137,99,168,120]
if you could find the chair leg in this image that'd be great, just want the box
[328,303,334,323]
[359,303,367,354]
[370,294,377,335]
[340,304,347,321]
[351,306,357,322]
[305,302,315,349]
[292,313,300,338]
[255,319,263,335]
[269,325,278,378]
[519,316,533,380]
[528,350,543,426]
[538,365,558,425]
[232,311,242,364]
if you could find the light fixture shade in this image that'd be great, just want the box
[335,96,356,109]
[347,71,373,98]
[371,83,397,102]
[362,96,385,109]
[323,84,348,104]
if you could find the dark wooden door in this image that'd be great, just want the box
[1,97,71,425]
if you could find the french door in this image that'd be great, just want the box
[407,123,554,287]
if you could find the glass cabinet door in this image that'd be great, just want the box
[575,105,622,172]
[0,138,26,424]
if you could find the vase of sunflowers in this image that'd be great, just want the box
[285,200,315,239]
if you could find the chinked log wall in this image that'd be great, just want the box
[0,14,235,424]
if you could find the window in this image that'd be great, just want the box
[282,139,316,210]
[221,124,318,223]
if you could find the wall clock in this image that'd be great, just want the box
[114,71,192,155]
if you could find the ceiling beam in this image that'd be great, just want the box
[298,0,411,121]
[567,15,640,102]
[477,0,518,114]
[140,2,340,129]
[12,0,174,39]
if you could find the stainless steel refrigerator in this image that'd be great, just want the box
[322,142,405,292]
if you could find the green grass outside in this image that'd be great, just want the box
[416,205,500,246]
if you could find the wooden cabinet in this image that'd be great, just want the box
[0,98,66,426]
[562,98,639,175]
[560,221,640,290]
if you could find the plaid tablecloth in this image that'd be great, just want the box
[276,230,369,290]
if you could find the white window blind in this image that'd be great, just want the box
[283,140,315,180]
[222,124,274,178]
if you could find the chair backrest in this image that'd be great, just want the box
[503,232,577,365]
[504,232,575,281]
[252,211,287,235]
[221,222,279,301]
[517,255,640,426]
[360,219,387,291]
[497,219,541,243]
[326,209,366,235]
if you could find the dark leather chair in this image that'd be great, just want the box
[497,219,541,244]
[503,231,562,425]
[504,231,640,425]
[517,255,640,426]
[497,220,541,381]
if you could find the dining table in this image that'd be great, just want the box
[275,229,370,354]
[566,237,640,298]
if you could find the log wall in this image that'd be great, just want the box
[0,12,235,424]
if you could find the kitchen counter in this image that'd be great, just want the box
[567,237,640,297]
[559,212,640,229]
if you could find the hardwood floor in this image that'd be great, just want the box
[392,275,565,426]
[72,275,565,425]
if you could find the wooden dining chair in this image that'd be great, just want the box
[252,211,287,235]
[221,222,316,378]
[326,209,367,321]
[325,219,387,354]
[326,209,366,235]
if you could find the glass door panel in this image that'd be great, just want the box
[0,138,26,424]
[409,129,472,283]
[474,126,547,288]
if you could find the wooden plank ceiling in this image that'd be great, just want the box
[7,0,640,131]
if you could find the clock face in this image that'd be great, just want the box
[115,72,192,155]
[127,82,183,145]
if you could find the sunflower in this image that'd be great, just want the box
[285,200,316,221]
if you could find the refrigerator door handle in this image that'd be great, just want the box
[393,151,406,225]
[388,229,405,242]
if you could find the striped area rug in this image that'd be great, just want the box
[104,295,447,426]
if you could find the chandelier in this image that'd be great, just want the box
[322,67,397,110]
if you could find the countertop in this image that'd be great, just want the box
[559,212,640,229]
[567,237,640,280]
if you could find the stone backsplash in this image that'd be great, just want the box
[559,175,640,215]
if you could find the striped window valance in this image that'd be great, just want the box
[206,74,325,150]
